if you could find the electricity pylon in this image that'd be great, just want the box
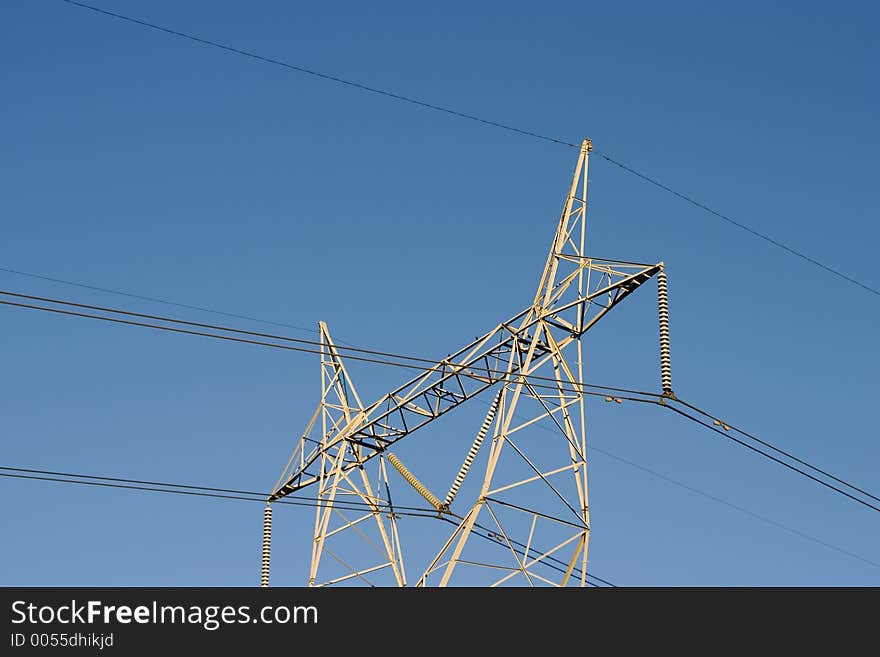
[260,139,671,587]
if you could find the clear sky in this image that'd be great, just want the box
[1,0,878,586]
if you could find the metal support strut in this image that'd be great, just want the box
[261,504,272,587]
[657,267,673,395]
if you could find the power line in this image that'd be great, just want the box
[5,294,877,575]
[0,292,680,416]
[55,0,880,299]
[0,465,434,514]
[673,397,880,505]
[0,266,320,334]
[5,277,872,523]
[21,288,875,578]
[0,465,612,586]
[57,0,576,148]
[0,471,435,517]
[585,445,880,571]
[478,396,880,573]
[3,286,879,513]
[660,404,880,515]
[6,447,877,582]
[587,392,880,514]
[598,155,880,297]
[0,288,666,398]
[0,289,443,367]
[0,291,666,405]
[14,444,876,582]
[0,296,427,370]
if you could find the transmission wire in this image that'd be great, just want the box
[54,0,880,298]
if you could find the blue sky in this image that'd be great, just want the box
[1,0,878,586]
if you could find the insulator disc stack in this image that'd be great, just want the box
[657,270,673,395]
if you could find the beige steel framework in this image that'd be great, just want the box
[262,139,671,587]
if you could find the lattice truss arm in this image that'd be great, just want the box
[270,265,660,499]
[267,140,665,587]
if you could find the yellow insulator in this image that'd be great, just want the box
[387,453,444,511]
[443,390,501,508]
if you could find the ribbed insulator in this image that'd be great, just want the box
[260,504,272,588]
[387,453,443,511]
[444,390,502,508]
[657,270,673,394]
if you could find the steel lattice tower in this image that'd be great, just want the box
[260,140,671,587]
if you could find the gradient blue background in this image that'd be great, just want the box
[1,0,878,585]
